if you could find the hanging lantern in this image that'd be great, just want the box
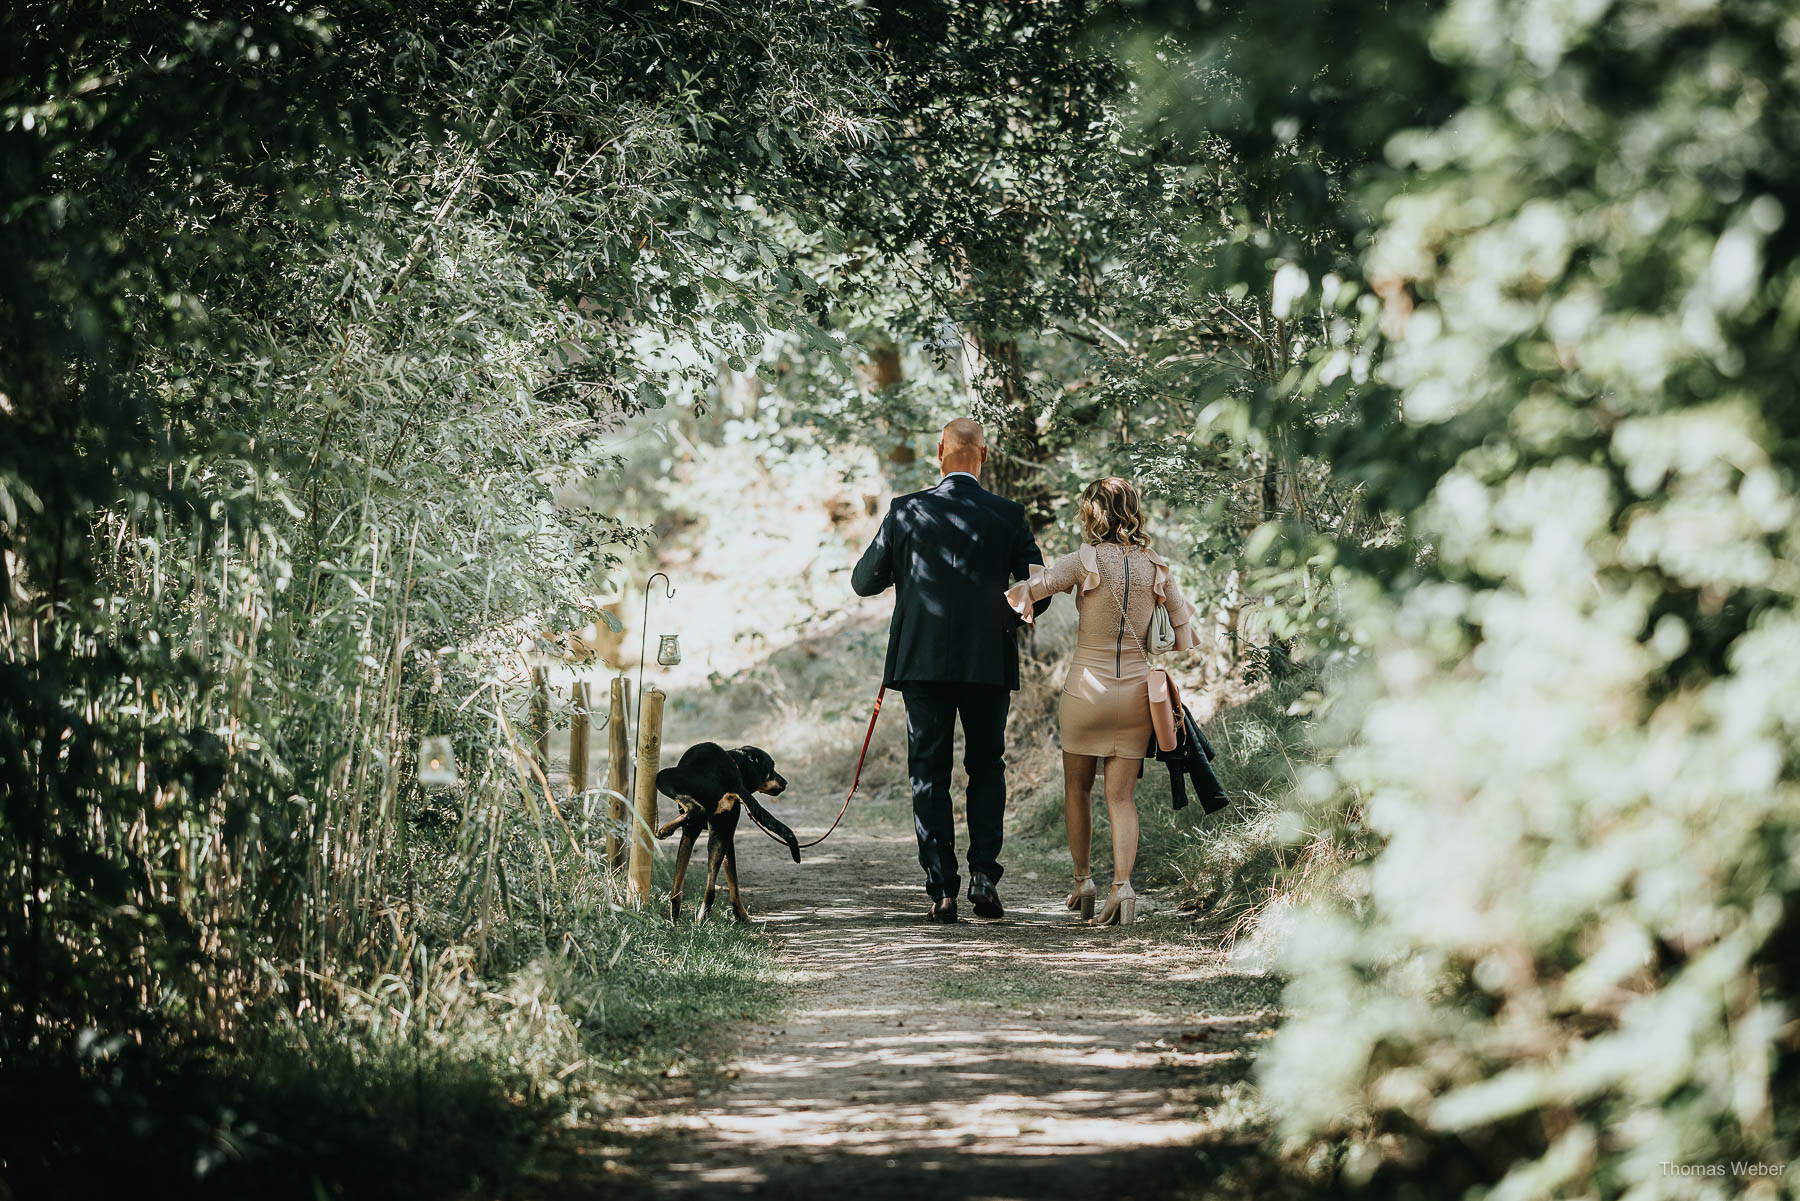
[636,573,676,759]
[418,736,460,787]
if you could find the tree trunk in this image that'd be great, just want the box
[1215,568,1241,677]
[1260,454,1280,525]
[867,342,903,391]
[865,341,916,464]
[529,667,551,780]
[968,333,1052,527]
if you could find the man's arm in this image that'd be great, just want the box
[851,506,896,596]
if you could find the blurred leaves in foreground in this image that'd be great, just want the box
[1129,0,1800,1194]
[6,0,1799,1194]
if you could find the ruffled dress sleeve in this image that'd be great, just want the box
[1004,548,1089,625]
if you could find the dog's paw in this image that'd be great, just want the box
[787,839,801,863]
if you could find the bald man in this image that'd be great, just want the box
[852,419,1050,922]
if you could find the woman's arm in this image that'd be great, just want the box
[1009,508,1053,622]
[1004,549,1084,624]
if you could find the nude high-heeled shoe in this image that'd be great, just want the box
[1091,880,1136,926]
[1066,874,1096,920]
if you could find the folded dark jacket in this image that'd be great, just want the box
[1141,703,1228,813]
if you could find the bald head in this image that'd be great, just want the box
[938,418,988,478]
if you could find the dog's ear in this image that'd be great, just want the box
[735,745,767,772]
[724,746,756,784]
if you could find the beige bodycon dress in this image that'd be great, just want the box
[1006,543,1198,759]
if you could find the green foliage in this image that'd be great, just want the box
[1132,668,1352,937]
[16,0,1796,1193]
[0,0,867,1057]
[0,907,783,1198]
[734,1,1382,669]
[1133,0,1800,1193]
[1,1035,545,1200]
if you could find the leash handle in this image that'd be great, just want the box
[750,685,884,851]
[845,685,885,796]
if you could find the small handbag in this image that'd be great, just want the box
[1148,599,1176,655]
[1100,546,1181,753]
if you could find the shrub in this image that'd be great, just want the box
[1132,667,1358,946]
[1178,0,1800,1193]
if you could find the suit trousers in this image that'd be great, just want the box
[901,682,1010,902]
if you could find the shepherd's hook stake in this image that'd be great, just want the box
[636,571,674,756]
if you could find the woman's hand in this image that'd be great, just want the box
[1004,580,1036,625]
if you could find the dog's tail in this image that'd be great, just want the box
[745,800,802,863]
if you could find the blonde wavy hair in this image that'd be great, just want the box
[1078,477,1152,548]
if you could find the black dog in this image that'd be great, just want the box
[654,743,799,922]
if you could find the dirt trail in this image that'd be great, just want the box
[544,444,1280,1198]
[595,782,1281,1200]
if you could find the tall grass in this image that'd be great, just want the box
[0,903,785,1200]
[1132,666,1354,943]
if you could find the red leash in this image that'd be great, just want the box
[751,686,884,851]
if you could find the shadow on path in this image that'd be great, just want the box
[548,780,1281,1201]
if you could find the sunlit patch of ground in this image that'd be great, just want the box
[529,807,1282,1201]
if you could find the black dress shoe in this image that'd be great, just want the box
[968,873,1004,919]
[928,897,959,923]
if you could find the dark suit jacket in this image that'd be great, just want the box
[851,473,1049,690]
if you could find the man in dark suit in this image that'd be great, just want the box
[852,418,1049,922]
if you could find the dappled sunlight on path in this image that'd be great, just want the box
[587,791,1280,1200]
[539,442,1279,1199]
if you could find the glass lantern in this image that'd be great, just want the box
[656,634,682,666]
[418,736,459,787]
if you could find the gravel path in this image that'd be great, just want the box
[578,780,1283,1201]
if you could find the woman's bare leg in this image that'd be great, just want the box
[1101,755,1140,882]
[1062,752,1099,879]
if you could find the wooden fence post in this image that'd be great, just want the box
[568,681,590,797]
[607,676,629,872]
[529,665,551,776]
[628,686,664,903]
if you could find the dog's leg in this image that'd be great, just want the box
[723,839,750,922]
[657,797,702,840]
[696,828,728,922]
[668,823,700,922]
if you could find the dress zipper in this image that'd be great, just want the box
[1116,550,1128,678]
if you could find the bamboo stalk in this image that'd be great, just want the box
[607,676,629,872]
[568,681,590,797]
[530,666,551,777]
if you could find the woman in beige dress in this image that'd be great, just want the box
[1005,478,1197,925]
